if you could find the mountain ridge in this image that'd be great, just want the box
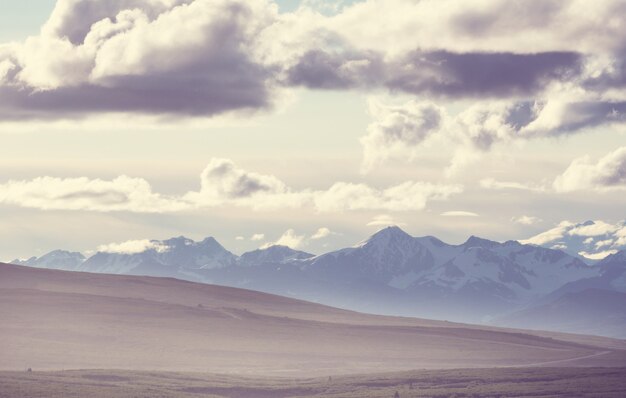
[8,226,625,337]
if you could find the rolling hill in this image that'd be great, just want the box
[1,262,625,376]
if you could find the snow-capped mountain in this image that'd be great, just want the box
[12,250,85,271]
[238,245,314,266]
[79,236,237,279]
[9,227,625,336]
[296,227,595,306]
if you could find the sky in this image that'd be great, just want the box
[0,0,625,261]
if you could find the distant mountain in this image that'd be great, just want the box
[494,289,626,338]
[491,250,626,338]
[78,236,237,279]
[238,245,314,266]
[10,226,625,335]
[12,250,85,271]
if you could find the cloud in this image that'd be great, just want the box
[520,221,574,246]
[480,178,546,192]
[441,211,479,217]
[311,227,333,240]
[578,250,619,260]
[0,158,460,213]
[366,214,405,227]
[521,220,626,259]
[554,147,626,192]
[512,215,542,225]
[568,220,620,237]
[360,96,626,173]
[385,50,582,99]
[97,239,169,254]
[2,0,626,121]
[0,175,185,212]
[183,158,305,210]
[251,233,265,241]
[262,229,306,249]
[0,0,279,119]
[313,181,462,212]
[360,99,444,172]
[235,236,245,241]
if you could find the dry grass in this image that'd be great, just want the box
[0,367,625,398]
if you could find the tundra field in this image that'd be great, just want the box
[1,367,626,398]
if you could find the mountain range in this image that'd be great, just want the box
[11,226,626,338]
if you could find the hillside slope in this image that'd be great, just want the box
[1,263,625,375]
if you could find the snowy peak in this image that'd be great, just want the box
[462,235,499,250]
[12,250,86,271]
[358,226,413,248]
[80,236,237,275]
[239,245,314,266]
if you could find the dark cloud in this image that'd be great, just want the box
[0,67,273,120]
[386,50,583,98]
[0,0,623,123]
[285,49,583,98]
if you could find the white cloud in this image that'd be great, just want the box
[578,250,618,260]
[360,99,444,172]
[311,227,333,240]
[567,220,619,237]
[441,211,479,217]
[554,147,626,192]
[480,178,546,192]
[314,181,462,212]
[366,214,405,227]
[262,229,306,249]
[512,215,543,225]
[595,239,614,249]
[183,158,308,210]
[251,233,265,241]
[235,236,245,241]
[521,220,626,259]
[97,239,169,254]
[0,158,461,214]
[520,221,574,246]
[0,175,186,213]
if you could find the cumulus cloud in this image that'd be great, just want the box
[262,229,306,249]
[554,147,626,192]
[0,158,461,213]
[311,227,333,239]
[520,221,574,246]
[0,0,280,119]
[313,181,462,212]
[568,220,620,237]
[512,215,542,225]
[441,211,479,217]
[360,99,444,172]
[183,158,308,210]
[251,233,265,241]
[0,175,185,212]
[521,220,626,259]
[97,239,169,254]
[1,0,625,121]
